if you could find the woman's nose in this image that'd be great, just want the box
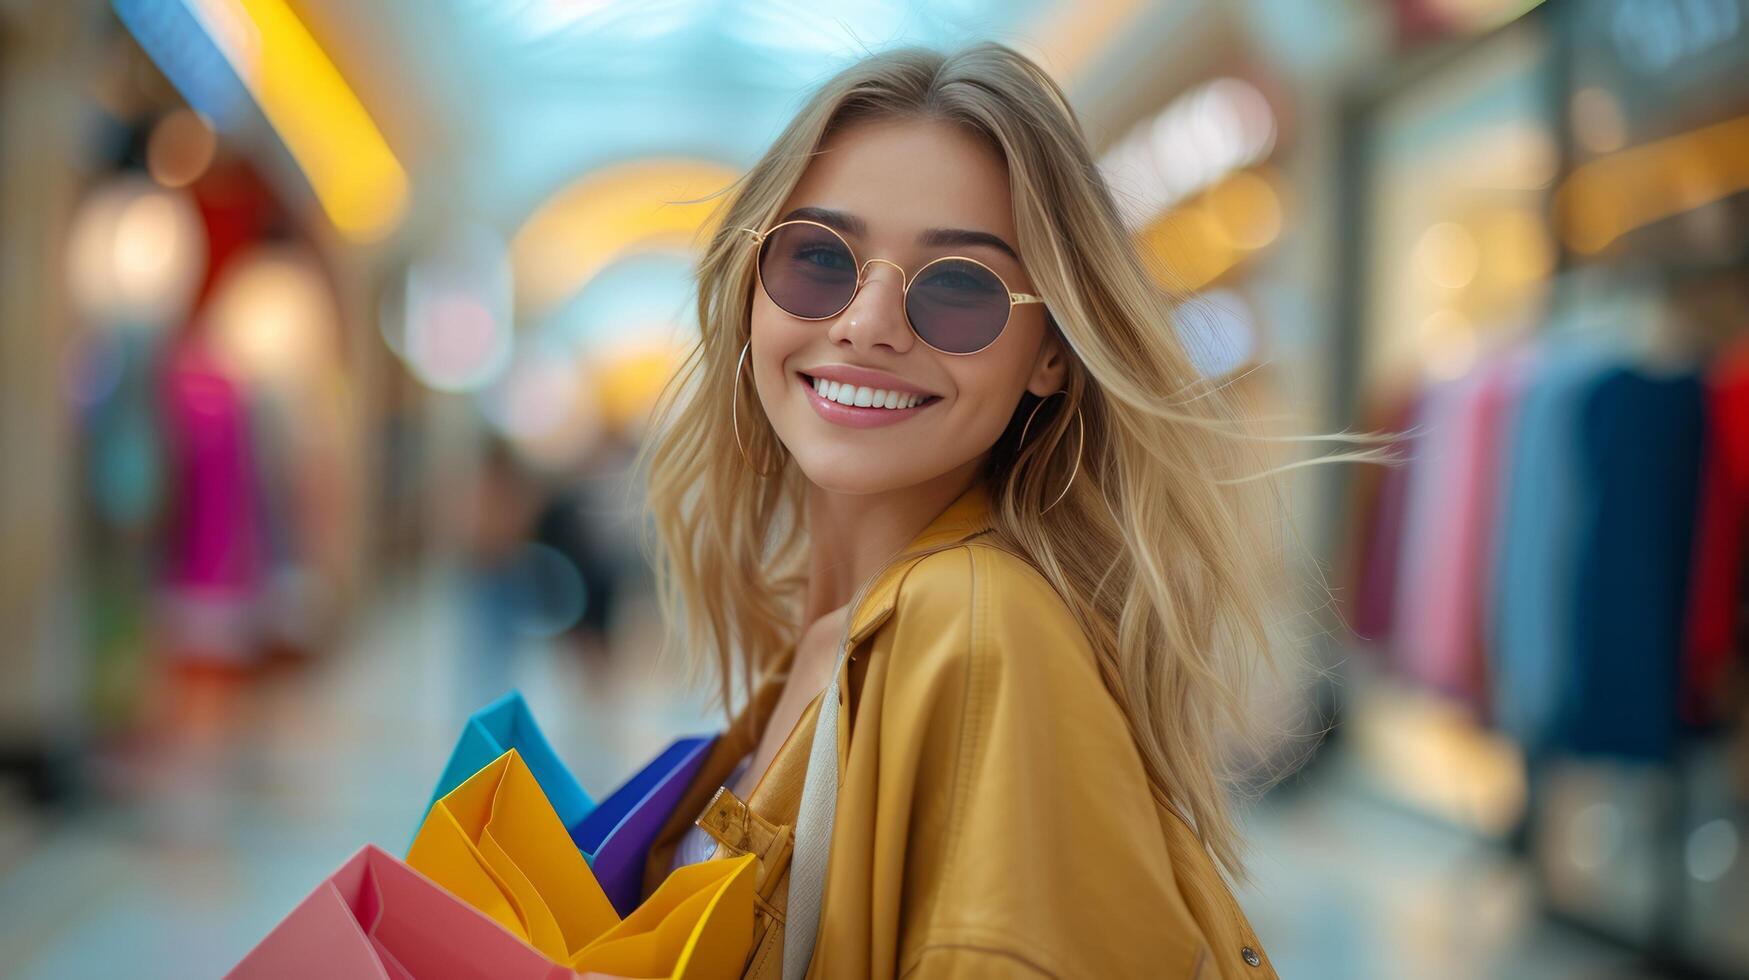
[828,259,912,352]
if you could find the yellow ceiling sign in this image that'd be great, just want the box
[190,0,409,242]
[1557,112,1749,254]
[510,159,739,319]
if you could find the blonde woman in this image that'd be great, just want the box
[633,41,1311,979]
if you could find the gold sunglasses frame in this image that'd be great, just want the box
[739,219,1046,356]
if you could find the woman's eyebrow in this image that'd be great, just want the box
[917,227,1020,263]
[777,206,1021,262]
[779,206,866,237]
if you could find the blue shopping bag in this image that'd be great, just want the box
[424,690,594,829]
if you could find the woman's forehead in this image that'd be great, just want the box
[785,117,1017,246]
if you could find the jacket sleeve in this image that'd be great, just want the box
[877,545,1215,979]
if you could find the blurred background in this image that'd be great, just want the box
[0,0,1746,976]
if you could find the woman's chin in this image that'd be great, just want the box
[788,453,927,496]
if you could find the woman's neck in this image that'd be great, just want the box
[799,459,984,627]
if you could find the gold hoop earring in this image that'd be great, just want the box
[1016,389,1083,514]
[733,340,782,477]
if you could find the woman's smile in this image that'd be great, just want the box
[796,370,942,428]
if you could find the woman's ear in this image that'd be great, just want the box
[1025,318,1069,397]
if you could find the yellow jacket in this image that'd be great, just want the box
[643,481,1277,978]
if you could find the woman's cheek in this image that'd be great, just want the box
[749,310,801,402]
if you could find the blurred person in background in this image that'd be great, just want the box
[633,41,1362,980]
[459,433,627,700]
[531,472,622,657]
[459,438,545,701]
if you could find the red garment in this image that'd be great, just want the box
[1684,342,1749,724]
[190,160,279,309]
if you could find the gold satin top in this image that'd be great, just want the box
[642,481,1277,978]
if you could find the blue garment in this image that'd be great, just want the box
[1561,366,1706,760]
[1489,348,1616,751]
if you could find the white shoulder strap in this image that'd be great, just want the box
[782,638,849,980]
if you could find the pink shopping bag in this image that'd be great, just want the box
[226,844,573,980]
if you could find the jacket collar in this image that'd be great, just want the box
[846,480,994,645]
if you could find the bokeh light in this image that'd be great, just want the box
[479,345,607,470]
[146,107,218,187]
[402,224,515,393]
[65,175,207,332]
[206,243,339,390]
[1414,221,1482,290]
[1101,77,1278,229]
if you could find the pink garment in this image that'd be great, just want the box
[159,337,266,660]
[1391,355,1526,712]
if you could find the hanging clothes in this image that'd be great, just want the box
[1390,355,1523,713]
[1489,347,1618,752]
[1683,341,1749,726]
[1339,385,1422,647]
[1562,365,1707,760]
[158,332,269,663]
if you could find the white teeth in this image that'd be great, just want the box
[807,375,929,410]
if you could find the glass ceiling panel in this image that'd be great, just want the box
[409,0,1056,221]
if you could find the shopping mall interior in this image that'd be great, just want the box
[1,0,1747,977]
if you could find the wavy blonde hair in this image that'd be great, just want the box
[634,41,1367,880]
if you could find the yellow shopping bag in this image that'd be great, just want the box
[574,851,755,980]
[408,747,620,961]
[409,748,756,978]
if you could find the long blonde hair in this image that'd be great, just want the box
[634,41,1364,879]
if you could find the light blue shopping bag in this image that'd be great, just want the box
[424,690,594,829]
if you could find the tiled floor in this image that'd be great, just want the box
[0,570,1666,979]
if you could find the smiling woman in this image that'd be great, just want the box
[631,40,1367,980]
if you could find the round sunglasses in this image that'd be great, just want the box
[740,219,1046,355]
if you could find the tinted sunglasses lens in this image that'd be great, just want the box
[758,223,857,318]
[906,258,1011,354]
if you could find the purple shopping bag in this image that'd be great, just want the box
[575,735,715,915]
